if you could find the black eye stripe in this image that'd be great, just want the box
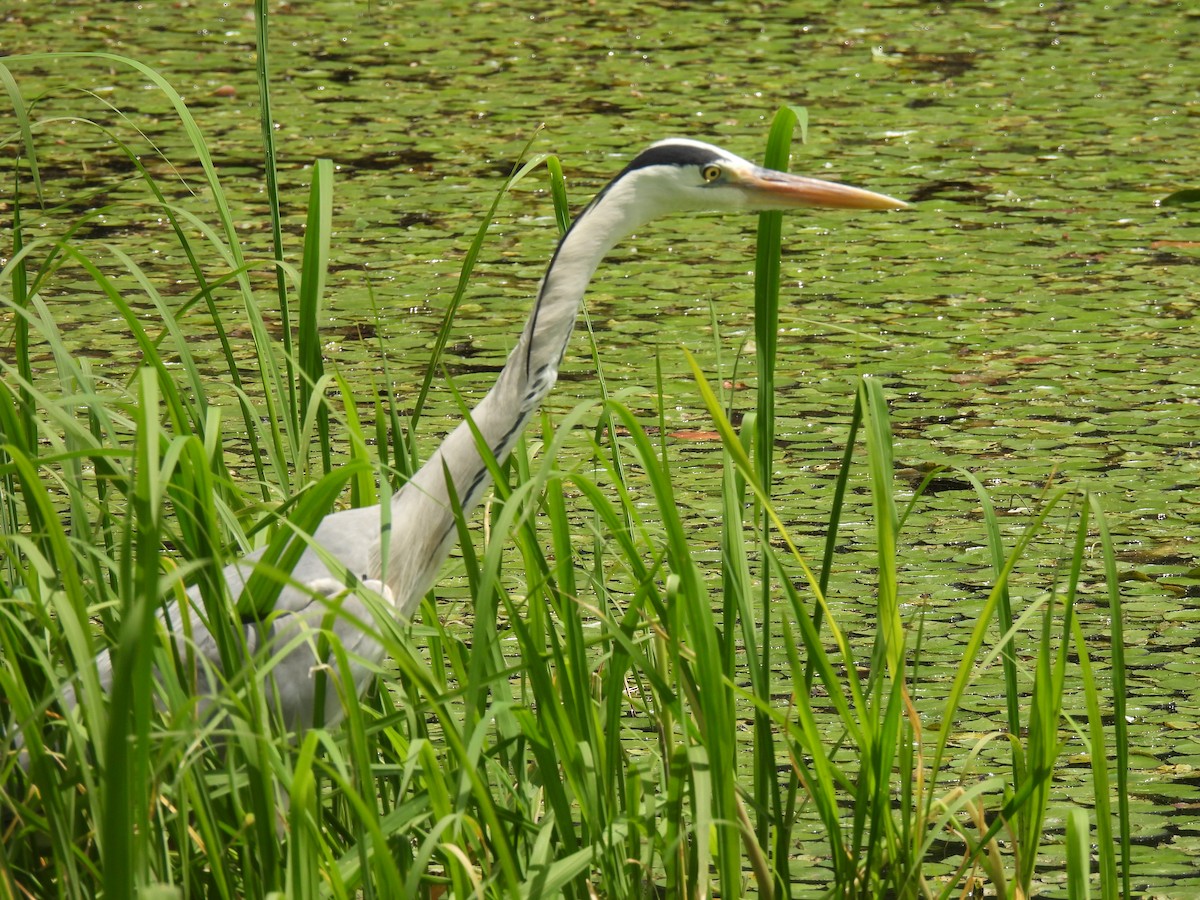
[623,143,722,173]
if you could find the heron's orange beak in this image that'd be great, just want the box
[739,166,909,211]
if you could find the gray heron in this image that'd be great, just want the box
[52,137,907,739]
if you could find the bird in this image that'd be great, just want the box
[40,137,907,742]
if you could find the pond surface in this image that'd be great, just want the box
[5,0,1200,891]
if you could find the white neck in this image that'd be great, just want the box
[377,171,660,615]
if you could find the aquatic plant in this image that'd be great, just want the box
[0,21,1130,900]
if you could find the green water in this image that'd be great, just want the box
[5,0,1200,888]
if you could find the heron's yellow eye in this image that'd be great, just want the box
[701,164,722,183]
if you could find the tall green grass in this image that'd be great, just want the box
[1,31,1131,900]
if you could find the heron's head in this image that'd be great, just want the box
[611,137,908,220]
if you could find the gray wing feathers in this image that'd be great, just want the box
[65,504,396,735]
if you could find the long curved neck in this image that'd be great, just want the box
[379,173,657,615]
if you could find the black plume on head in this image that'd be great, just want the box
[622,141,722,174]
